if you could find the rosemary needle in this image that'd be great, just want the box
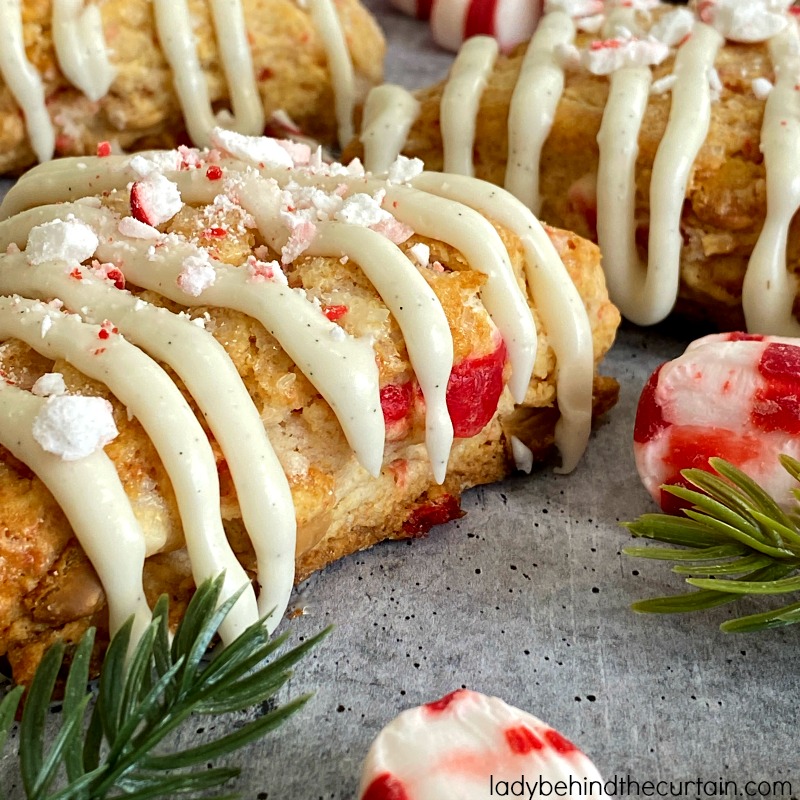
[0,575,330,800]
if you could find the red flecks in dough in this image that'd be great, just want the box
[465,0,498,40]
[362,773,410,800]
[751,343,800,435]
[96,141,112,157]
[402,493,464,537]
[659,425,762,514]
[633,364,668,444]
[566,174,598,238]
[446,340,507,438]
[206,165,223,181]
[424,689,468,714]
[322,304,349,322]
[543,729,578,755]
[505,725,544,754]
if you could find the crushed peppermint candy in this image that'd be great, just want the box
[386,155,424,185]
[544,0,603,17]
[407,242,431,268]
[371,217,415,244]
[576,14,604,33]
[334,192,392,227]
[246,255,289,285]
[752,77,774,99]
[128,151,183,177]
[649,7,695,47]
[31,373,67,397]
[129,173,183,227]
[118,216,164,240]
[32,394,119,461]
[27,217,99,266]
[177,251,217,296]
[581,35,669,75]
[702,0,790,43]
[281,219,317,264]
[209,127,294,169]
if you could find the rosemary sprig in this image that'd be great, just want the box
[623,455,800,632]
[0,575,330,800]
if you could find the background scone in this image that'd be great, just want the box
[0,0,385,174]
[353,1,800,334]
[0,135,618,684]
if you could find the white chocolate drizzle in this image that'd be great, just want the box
[742,19,800,336]
[0,248,296,631]
[0,294,258,645]
[0,0,56,162]
[52,0,116,102]
[2,0,358,163]
[441,36,499,177]
[505,10,574,214]
[361,85,421,174]
[0,369,151,646]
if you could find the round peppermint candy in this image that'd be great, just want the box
[359,689,604,799]
[634,332,800,514]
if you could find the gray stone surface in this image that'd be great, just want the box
[1,8,799,798]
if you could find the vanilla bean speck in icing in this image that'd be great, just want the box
[0,132,597,645]
[368,0,800,334]
[0,0,357,160]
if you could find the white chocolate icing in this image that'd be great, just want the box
[505,10,574,214]
[440,36,499,177]
[0,294,258,645]
[361,85,421,174]
[742,20,800,336]
[0,0,56,162]
[0,375,152,647]
[52,0,116,102]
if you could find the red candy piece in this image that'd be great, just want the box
[424,689,467,714]
[322,304,349,322]
[129,182,153,226]
[362,773,410,800]
[206,165,223,181]
[96,141,112,157]
[380,382,414,426]
[543,729,578,755]
[446,341,507,438]
[752,343,800,435]
[505,725,544,755]
[633,364,668,444]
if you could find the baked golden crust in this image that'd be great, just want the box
[0,0,385,174]
[375,10,791,330]
[0,159,619,685]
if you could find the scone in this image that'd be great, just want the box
[0,0,385,174]
[0,131,619,684]
[351,0,800,334]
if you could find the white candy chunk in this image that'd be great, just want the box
[334,193,392,227]
[581,36,670,75]
[177,251,217,296]
[32,395,119,461]
[649,7,695,47]
[544,0,603,17]
[387,155,425,184]
[359,689,604,800]
[246,255,289,285]
[407,242,430,268]
[576,14,605,34]
[510,435,534,473]
[210,127,294,168]
[752,77,774,99]
[118,217,164,240]
[31,373,67,397]
[130,173,183,226]
[27,218,99,266]
[704,0,790,43]
[128,151,183,177]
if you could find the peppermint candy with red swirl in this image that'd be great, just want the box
[390,0,544,53]
[359,689,604,799]
[634,333,800,515]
